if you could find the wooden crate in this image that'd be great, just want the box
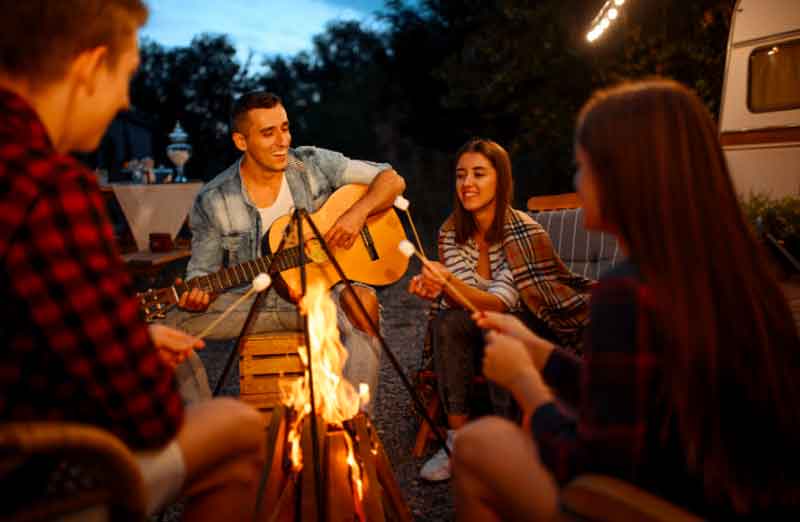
[239,332,305,415]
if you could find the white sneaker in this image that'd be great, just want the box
[419,430,455,482]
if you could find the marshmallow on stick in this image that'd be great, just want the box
[393,195,410,211]
[196,273,272,339]
[398,239,479,313]
[394,195,427,258]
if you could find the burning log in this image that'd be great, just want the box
[249,283,411,522]
[352,415,384,522]
[325,431,356,522]
[261,406,288,512]
[260,408,411,522]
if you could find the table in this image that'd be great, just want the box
[107,182,202,252]
[121,248,192,273]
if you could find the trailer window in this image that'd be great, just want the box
[749,39,800,113]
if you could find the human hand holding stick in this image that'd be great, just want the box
[195,273,273,340]
[398,239,480,314]
[149,324,205,368]
[473,311,555,372]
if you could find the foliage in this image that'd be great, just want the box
[120,0,736,230]
[426,0,735,198]
[256,21,391,158]
[593,0,734,117]
[130,34,253,179]
[741,193,800,249]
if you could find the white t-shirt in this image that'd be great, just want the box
[257,175,295,239]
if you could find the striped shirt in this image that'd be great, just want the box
[437,227,519,311]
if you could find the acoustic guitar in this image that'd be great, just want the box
[137,184,410,322]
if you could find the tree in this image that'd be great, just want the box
[130,34,254,180]
[424,0,735,198]
[256,21,391,157]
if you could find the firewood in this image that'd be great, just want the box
[301,415,327,521]
[325,430,356,522]
[354,414,385,522]
[259,406,288,517]
[367,418,413,522]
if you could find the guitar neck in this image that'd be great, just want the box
[177,245,305,295]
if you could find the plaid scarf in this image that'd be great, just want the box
[422,209,592,366]
[501,209,593,350]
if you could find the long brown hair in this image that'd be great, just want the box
[452,138,514,244]
[576,79,800,512]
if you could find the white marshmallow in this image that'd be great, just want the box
[358,383,370,411]
[252,273,272,292]
[393,195,410,211]
[398,239,416,258]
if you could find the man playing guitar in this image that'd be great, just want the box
[162,91,406,405]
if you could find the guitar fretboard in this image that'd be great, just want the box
[181,244,307,294]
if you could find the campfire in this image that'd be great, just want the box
[256,282,412,522]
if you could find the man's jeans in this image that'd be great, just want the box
[164,282,382,413]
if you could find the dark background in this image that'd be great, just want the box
[90,0,736,242]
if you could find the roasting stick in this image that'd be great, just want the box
[394,195,427,258]
[398,239,480,314]
[195,273,273,339]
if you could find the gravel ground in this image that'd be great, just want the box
[185,268,455,522]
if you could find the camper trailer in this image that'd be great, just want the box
[719,0,800,197]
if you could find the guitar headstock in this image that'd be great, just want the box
[137,286,177,323]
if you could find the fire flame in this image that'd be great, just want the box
[287,416,303,472]
[280,282,375,481]
[345,434,364,502]
[281,281,362,422]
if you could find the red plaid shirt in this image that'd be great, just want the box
[0,89,182,449]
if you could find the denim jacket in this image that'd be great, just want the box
[185,146,392,280]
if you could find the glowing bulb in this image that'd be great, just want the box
[587,32,595,42]
[608,7,618,20]
[600,18,610,29]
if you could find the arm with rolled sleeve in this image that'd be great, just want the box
[304,146,403,212]
[305,146,405,248]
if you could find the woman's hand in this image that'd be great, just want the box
[148,324,205,368]
[408,261,450,301]
[408,273,443,301]
[421,261,450,287]
[473,311,554,371]
[483,330,552,412]
[482,330,536,389]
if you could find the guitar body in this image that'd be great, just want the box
[268,184,409,295]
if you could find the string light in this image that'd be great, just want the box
[586,0,631,43]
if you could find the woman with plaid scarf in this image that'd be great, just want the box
[408,138,592,482]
